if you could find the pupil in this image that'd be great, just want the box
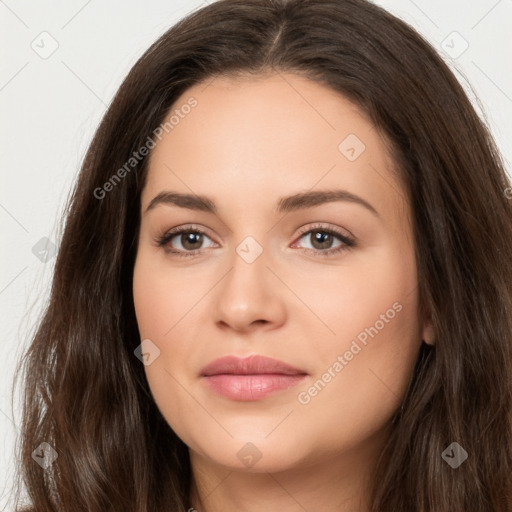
[183,232,202,249]
[313,231,332,249]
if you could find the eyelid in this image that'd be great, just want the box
[295,222,355,240]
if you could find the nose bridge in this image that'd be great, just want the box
[226,232,270,304]
[213,231,283,330]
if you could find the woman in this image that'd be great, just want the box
[12,0,512,510]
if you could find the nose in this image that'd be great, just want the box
[213,240,286,334]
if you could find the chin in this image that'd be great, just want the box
[187,431,314,474]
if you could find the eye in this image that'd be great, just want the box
[156,223,356,258]
[292,223,355,257]
[156,225,216,257]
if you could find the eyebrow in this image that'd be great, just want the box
[144,189,379,217]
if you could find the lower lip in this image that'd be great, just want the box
[202,374,307,401]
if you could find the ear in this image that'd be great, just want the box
[421,319,435,346]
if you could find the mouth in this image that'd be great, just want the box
[200,354,308,401]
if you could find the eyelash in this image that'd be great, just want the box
[156,223,356,258]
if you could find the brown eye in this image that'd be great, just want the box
[157,227,216,257]
[308,230,337,250]
[293,225,356,257]
[178,232,205,251]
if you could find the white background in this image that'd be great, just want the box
[1,0,511,508]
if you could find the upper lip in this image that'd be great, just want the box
[200,355,307,376]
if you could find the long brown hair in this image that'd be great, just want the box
[11,0,512,510]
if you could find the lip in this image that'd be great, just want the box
[200,355,308,401]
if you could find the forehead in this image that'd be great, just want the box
[142,72,407,222]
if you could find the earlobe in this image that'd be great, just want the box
[421,321,435,346]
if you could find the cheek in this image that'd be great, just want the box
[291,245,420,438]
[132,252,206,448]
[287,242,419,356]
[132,247,204,340]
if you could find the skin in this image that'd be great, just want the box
[132,72,433,512]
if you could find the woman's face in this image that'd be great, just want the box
[133,72,426,474]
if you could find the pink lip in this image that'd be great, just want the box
[200,355,308,401]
